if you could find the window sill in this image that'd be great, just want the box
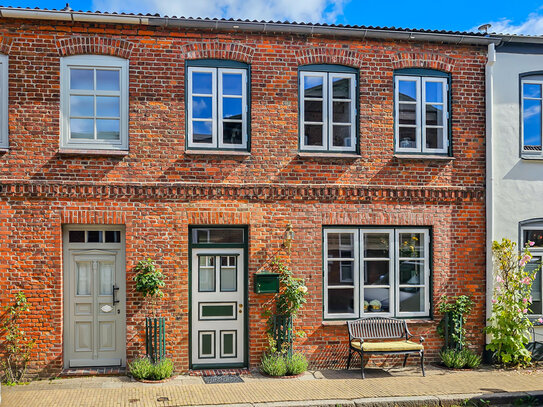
[0,148,8,153]
[521,155,543,161]
[322,318,433,326]
[394,154,454,161]
[185,150,250,157]
[58,149,129,157]
[298,152,360,159]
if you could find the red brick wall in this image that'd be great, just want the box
[0,17,487,376]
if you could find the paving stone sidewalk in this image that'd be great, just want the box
[2,366,543,407]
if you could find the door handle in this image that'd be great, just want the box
[112,284,120,305]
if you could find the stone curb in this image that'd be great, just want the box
[185,391,543,407]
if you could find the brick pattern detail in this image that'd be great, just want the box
[0,36,13,55]
[180,42,255,63]
[392,52,457,72]
[295,46,363,67]
[56,36,134,58]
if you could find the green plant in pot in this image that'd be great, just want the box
[133,258,170,375]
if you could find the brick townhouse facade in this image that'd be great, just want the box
[0,7,494,376]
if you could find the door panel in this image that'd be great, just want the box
[191,249,244,366]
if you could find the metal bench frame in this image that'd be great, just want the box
[347,316,425,378]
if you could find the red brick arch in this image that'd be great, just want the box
[295,47,363,68]
[56,36,134,58]
[392,52,456,72]
[180,42,255,63]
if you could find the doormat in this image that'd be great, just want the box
[202,374,244,384]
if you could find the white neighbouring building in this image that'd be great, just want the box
[487,35,543,355]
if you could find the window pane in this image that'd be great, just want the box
[399,260,424,284]
[70,95,94,117]
[332,77,350,99]
[327,260,354,285]
[333,101,350,123]
[70,118,94,139]
[70,69,93,90]
[304,76,323,98]
[96,96,120,117]
[328,288,354,314]
[193,72,213,94]
[96,119,120,140]
[99,263,113,295]
[223,98,242,119]
[193,228,244,243]
[105,230,121,243]
[399,103,416,125]
[192,96,213,119]
[399,287,424,313]
[364,261,389,285]
[524,230,543,248]
[220,266,236,292]
[523,98,542,150]
[327,233,354,258]
[426,128,444,150]
[87,230,103,243]
[304,124,323,146]
[364,233,389,258]
[332,125,351,147]
[222,73,242,96]
[76,262,91,295]
[524,83,542,99]
[223,122,242,145]
[527,258,542,314]
[425,81,443,103]
[399,233,424,258]
[398,127,416,149]
[199,256,215,292]
[304,100,323,122]
[399,80,416,102]
[96,70,120,91]
[69,230,85,243]
[193,121,213,143]
[364,287,389,313]
[426,104,443,126]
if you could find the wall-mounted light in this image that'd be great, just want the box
[283,222,294,252]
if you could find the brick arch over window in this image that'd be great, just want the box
[0,36,13,55]
[295,47,362,67]
[180,42,255,63]
[392,52,456,72]
[56,37,134,59]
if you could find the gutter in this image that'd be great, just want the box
[0,7,500,46]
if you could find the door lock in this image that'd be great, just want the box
[112,284,120,305]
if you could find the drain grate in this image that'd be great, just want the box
[202,374,244,384]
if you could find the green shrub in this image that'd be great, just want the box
[285,352,308,375]
[440,348,481,369]
[129,357,174,380]
[260,352,287,376]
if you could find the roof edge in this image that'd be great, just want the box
[0,7,499,46]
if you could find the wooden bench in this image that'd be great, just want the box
[347,316,425,378]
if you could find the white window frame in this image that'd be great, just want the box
[60,55,128,151]
[521,78,543,156]
[395,75,448,154]
[300,71,356,153]
[0,54,8,149]
[323,227,431,320]
[521,222,543,317]
[187,66,248,150]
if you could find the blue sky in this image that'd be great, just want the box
[3,0,543,34]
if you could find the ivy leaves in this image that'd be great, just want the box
[134,258,165,298]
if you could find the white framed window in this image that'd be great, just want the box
[521,77,543,156]
[395,74,449,154]
[299,69,357,153]
[323,227,430,319]
[60,55,129,151]
[0,54,8,149]
[187,64,248,150]
[521,221,543,316]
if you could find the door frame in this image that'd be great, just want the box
[62,224,127,369]
[188,225,249,369]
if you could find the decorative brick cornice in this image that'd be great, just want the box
[0,36,14,55]
[180,42,255,63]
[56,36,134,58]
[0,181,484,203]
[392,52,456,72]
[295,47,362,67]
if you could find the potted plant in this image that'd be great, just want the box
[363,300,369,312]
[134,258,166,364]
[370,299,382,312]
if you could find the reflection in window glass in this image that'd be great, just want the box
[523,82,543,152]
[193,228,244,244]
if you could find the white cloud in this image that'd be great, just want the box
[475,11,543,35]
[92,0,348,23]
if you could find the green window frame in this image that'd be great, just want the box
[394,68,451,156]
